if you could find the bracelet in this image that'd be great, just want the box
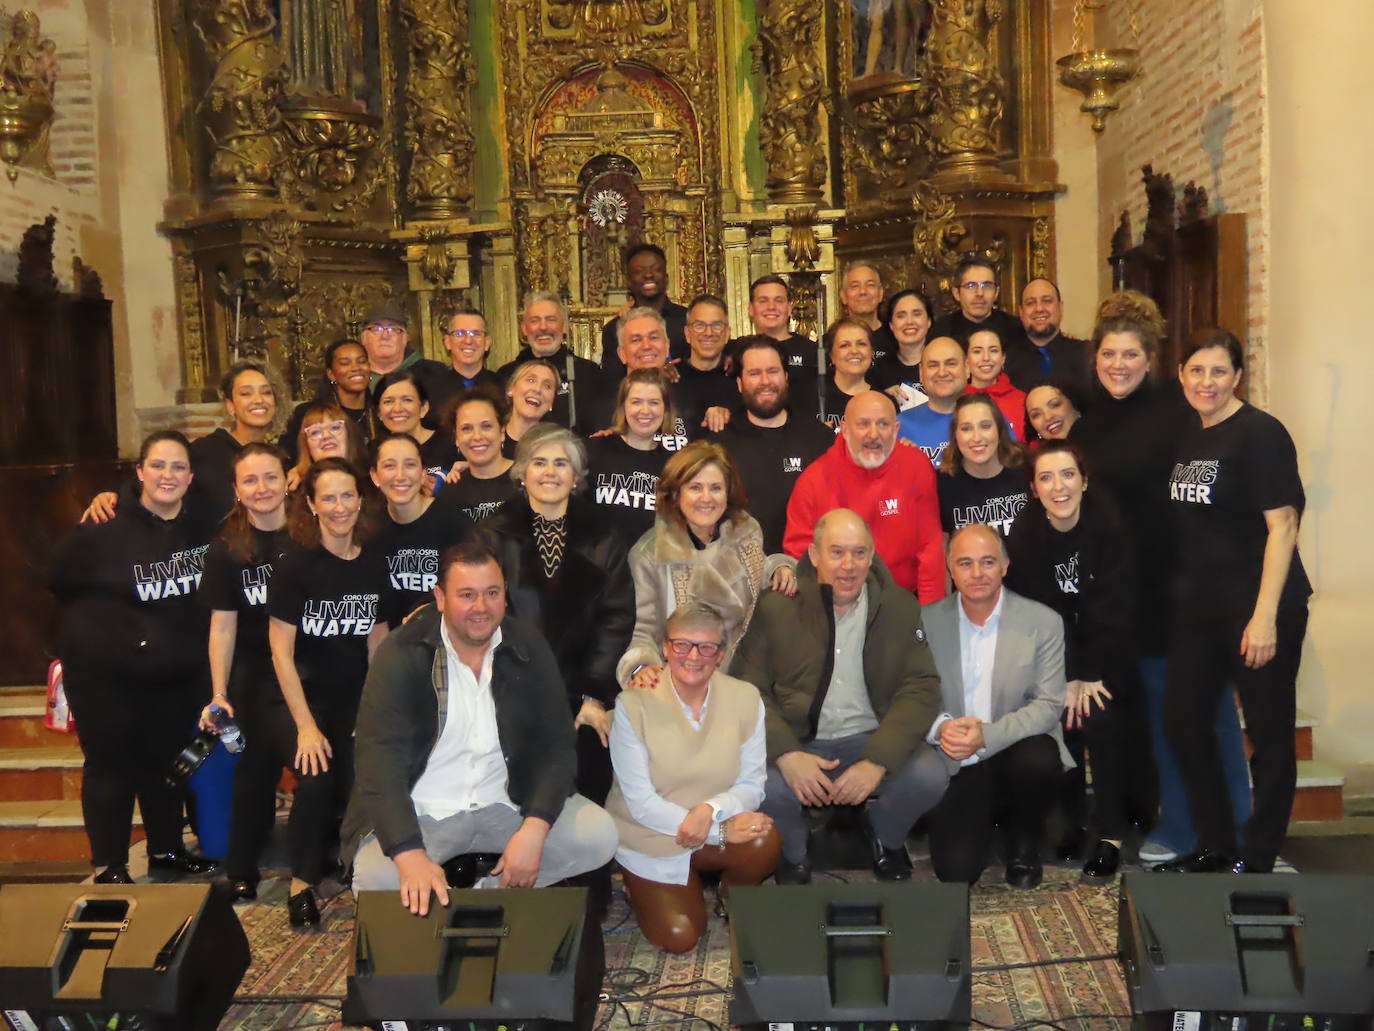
[212,693,228,701]
[717,816,729,851]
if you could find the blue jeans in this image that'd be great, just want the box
[1140,656,1251,852]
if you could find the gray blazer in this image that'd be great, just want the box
[920,587,1073,769]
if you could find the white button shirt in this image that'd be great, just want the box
[928,591,1004,768]
[410,622,514,820]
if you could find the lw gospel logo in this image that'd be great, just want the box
[879,498,900,516]
[301,594,378,636]
[134,545,209,600]
[783,457,802,473]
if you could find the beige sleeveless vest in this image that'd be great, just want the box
[605,672,760,858]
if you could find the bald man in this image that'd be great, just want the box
[732,509,948,884]
[783,392,944,603]
[919,524,1072,888]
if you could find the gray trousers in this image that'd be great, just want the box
[763,733,951,864]
[352,794,618,891]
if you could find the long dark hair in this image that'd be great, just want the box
[287,457,376,549]
[220,442,290,563]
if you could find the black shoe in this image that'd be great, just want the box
[1055,826,1089,863]
[1005,841,1043,889]
[212,875,258,901]
[443,853,477,889]
[862,813,912,881]
[147,850,219,879]
[473,852,502,880]
[1081,840,1121,883]
[712,888,728,919]
[1152,848,1239,874]
[94,865,133,885]
[773,859,812,885]
[287,887,320,929]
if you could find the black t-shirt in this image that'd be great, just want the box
[869,324,897,365]
[928,307,1024,349]
[495,347,605,433]
[817,378,867,431]
[442,472,519,523]
[585,434,671,547]
[188,428,243,522]
[419,432,461,489]
[371,500,474,626]
[937,465,1030,539]
[600,300,689,380]
[869,351,923,393]
[268,545,388,704]
[710,412,835,554]
[673,361,738,435]
[428,367,501,424]
[1168,403,1311,614]
[199,526,292,682]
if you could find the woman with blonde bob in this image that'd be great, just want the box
[617,441,794,690]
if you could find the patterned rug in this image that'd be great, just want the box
[218,862,1131,1031]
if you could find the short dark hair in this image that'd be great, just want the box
[686,293,728,317]
[1179,327,1244,372]
[1029,438,1090,481]
[369,431,422,470]
[438,528,504,588]
[138,429,191,465]
[324,338,365,368]
[219,360,269,400]
[749,274,789,301]
[439,383,509,442]
[1021,277,1062,303]
[884,288,933,330]
[954,252,999,285]
[732,334,785,371]
[624,242,666,267]
[371,368,430,406]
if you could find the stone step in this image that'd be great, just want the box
[1292,760,1345,822]
[0,687,80,751]
[1243,710,1316,762]
[0,748,83,801]
[0,799,142,863]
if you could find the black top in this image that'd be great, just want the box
[584,434,672,547]
[427,367,501,425]
[371,500,474,626]
[869,350,923,393]
[495,346,605,434]
[1069,377,1192,655]
[672,361,738,435]
[280,399,371,463]
[709,412,835,553]
[188,428,244,522]
[50,495,219,679]
[1168,403,1311,617]
[600,299,689,380]
[869,324,898,365]
[199,526,292,690]
[441,472,519,523]
[418,432,461,489]
[928,307,1023,347]
[936,465,1030,538]
[268,545,388,706]
[370,351,456,431]
[1006,491,1138,683]
[818,377,866,431]
[1002,331,1092,393]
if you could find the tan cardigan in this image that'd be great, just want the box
[616,514,788,687]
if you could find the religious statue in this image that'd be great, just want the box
[280,0,356,98]
[859,0,931,80]
[0,10,57,180]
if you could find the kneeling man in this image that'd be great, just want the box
[922,524,1071,888]
[732,508,949,884]
[346,532,618,914]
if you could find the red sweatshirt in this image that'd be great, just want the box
[783,435,946,603]
[967,374,1027,440]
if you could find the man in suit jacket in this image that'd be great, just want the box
[921,524,1071,888]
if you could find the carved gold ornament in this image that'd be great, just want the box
[755,0,828,206]
[588,188,629,228]
[0,10,56,183]
[1056,0,1142,132]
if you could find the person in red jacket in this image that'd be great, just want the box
[966,328,1028,440]
[783,391,945,603]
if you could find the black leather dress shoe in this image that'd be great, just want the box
[443,854,476,889]
[1151,848,1239,874]
[862,814,912,881]
[1005,851,1043,889]
[773,859,812,885]
[288,887,320,929]
[1055,826,1089,863]
[225,878,258,901]
[1081,840,1121,883]
[94,865,134,884]
[147,850,219,879]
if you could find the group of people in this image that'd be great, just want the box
[50,243,1310,954]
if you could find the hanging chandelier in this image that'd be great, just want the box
[1056,0,1142,132]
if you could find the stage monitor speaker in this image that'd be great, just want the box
[343,886,604,1031]
[728,882,971,1030]
[0,882,250,1031]
[1119,871,1374,1031]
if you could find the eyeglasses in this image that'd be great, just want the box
[446,329,487,339]
[305,421,347,439]
[959,281,997,292]
[664,638,724,659]
[689,320,728,334]
[366,323,406,335]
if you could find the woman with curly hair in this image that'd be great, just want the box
[1068,292,1248,866]
[617,441,795,691]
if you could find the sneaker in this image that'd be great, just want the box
[1137,840,1179,864]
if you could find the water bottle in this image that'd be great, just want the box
[208,704,245,754]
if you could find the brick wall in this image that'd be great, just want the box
[1093,0,1270,403]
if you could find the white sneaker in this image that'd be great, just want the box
[1138,840,1179,864]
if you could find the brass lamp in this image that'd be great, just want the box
[1057,0,1142,133]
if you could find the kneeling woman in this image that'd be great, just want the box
[606,602,779,953]
[269,457,390,926]
[1006,441,1138,881]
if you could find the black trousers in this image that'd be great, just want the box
[927,734,1062,885]
[1058,682,1137,840]
[1164,603,1308,871]
[62,662,203,868]
[223,696,354,886]
[575,724,612,806]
